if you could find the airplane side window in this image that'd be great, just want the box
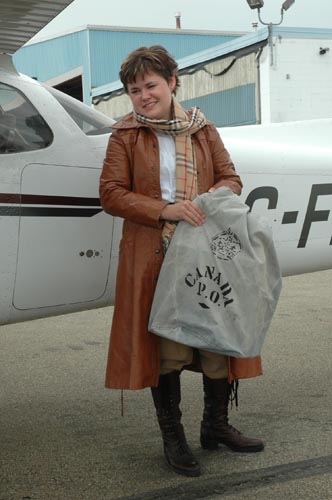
[45,85,114,136]
[0,82,53,154]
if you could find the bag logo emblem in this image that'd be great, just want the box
[184,265,234,309]
[210,228,242,261]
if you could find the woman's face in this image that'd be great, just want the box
[127,71,176,120]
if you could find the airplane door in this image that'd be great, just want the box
[13,163,112,310]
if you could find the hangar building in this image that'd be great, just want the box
[13,25,332,126]
[13,25,243,104]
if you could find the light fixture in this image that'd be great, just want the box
[246,0,264,10]
[282,0,295,11]
[246,0,296,66]
[246,0,295,25]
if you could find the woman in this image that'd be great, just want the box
[99,45,263,478]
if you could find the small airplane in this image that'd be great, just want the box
[0,1,331,326]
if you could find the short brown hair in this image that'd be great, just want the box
[119,45,180,94]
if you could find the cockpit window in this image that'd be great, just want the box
[45,85,115,136]
[0,82,53,154]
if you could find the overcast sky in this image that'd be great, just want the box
[33,0,332,40]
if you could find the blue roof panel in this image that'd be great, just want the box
[13,26,241,88]
[13,30,86,81]
[89,29,240,88]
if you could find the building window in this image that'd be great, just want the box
[0,82,53,154]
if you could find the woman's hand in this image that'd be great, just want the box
[160,200,205,226]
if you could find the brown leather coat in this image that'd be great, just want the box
[100,112,262,390]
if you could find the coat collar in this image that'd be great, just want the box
[111,112,142,130]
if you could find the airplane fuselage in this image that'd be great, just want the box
[221,120,332,276]
[1,60,331,325]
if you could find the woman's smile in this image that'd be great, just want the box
[127,71,176,120]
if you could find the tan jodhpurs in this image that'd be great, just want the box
[160,338,228,379]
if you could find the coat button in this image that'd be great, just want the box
[154,194,159,199]
[155,249,161,254]
[151,166,156,172]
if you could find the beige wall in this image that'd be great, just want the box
[94,53,257,120]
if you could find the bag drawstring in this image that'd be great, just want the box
[229,379,239,409]
[121,389,124,416]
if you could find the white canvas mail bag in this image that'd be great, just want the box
[149,187,282,358]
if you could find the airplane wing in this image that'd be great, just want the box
[0,0,75,55]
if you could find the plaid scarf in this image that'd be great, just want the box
[134,97,206,253]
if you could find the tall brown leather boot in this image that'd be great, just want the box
[200,375,264,452]
[151,371,201,477]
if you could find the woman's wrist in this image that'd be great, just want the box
[160,202,174,221]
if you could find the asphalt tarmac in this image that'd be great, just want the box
[1,270,332,500]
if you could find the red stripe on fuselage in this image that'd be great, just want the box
[0,193,101,206]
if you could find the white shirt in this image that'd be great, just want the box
[156,132,176,203]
